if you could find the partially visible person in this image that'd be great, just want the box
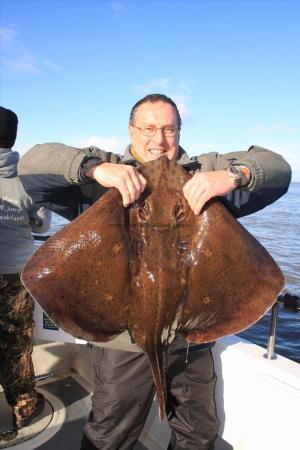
[0,106,51,431]
[18,94,291,449]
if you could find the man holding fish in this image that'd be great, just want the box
[18,94,291,449]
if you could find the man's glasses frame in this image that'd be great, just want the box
[131,124,179,137]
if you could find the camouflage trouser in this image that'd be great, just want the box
[0,273,38,408]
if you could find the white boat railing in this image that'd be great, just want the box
[265,293,300,360]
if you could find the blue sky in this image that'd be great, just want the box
[1,0,299,180]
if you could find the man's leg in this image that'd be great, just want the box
[166,347,219,450]
[0,273,42,427]
[82,347,156,450]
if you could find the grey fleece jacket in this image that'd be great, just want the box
[0,148,51,274]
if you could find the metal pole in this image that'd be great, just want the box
[264,302,279,360]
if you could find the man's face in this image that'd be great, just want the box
[129,101,180,162]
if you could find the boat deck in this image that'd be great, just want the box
[1,335,300,449]
[0,371,232,450]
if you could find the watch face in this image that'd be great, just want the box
[230,167,241,177]
[227,166,243,186]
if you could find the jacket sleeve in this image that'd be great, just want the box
[196,145,292,217]
[18,143,120,220]
[18,142,121,184]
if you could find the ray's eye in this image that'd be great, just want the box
[174,203,186,221]
[138,201,150,221]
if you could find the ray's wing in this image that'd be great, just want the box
[179,200,284,343]
[21,189,131,342]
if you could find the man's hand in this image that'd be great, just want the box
[85,163,147,207]
[183,168,250,215]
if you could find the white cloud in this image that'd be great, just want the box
[1,25,40,74]
[248,122,296,136]
[109,1,126,17]
[0,25,60,74]
[134,78,173,94]
[8,51,40,74]
[179,81,190,92]
[42,59,61,72]
[79,136,122,152]
[0,25,18,42]
[169,92,192,121]
[133,78,193,122]
[187,142,218,154]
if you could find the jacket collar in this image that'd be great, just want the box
[121,144,194,167]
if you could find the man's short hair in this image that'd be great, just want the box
[129,94,182,129]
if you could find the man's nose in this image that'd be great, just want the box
[152,128,165,144]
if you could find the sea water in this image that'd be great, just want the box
[238,182,300,362]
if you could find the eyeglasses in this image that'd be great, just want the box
[131,124,178,137]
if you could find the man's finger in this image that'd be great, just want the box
[131,171,147,195]
[193,190,212,215]
[124,176,138,204]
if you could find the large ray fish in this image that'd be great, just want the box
[21,157,284,420]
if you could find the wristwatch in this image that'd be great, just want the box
[226,166,243,187]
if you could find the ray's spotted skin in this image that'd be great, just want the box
[21,157,284,421]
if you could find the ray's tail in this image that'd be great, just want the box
[146,342,167,422]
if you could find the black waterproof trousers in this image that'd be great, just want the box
[81,346,219,450]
